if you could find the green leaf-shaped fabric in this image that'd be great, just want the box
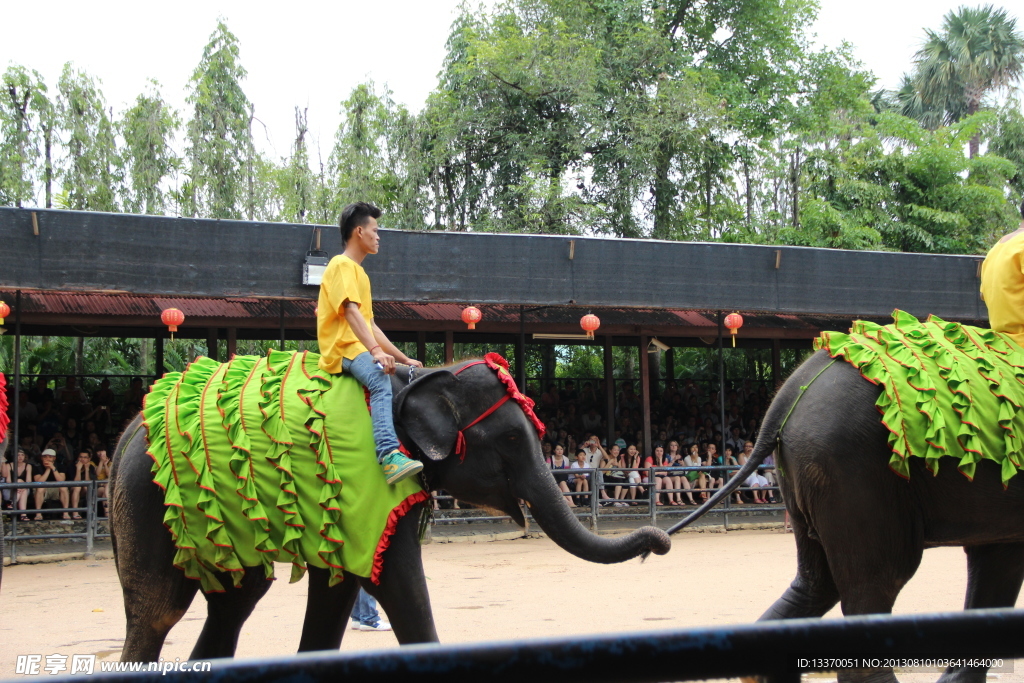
[815,310,1024,486]
[143,350,428,592]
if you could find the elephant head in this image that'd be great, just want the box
[393,357,670,563]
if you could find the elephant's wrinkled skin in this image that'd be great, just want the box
[673,350,1024,683]
[111,361,670,662]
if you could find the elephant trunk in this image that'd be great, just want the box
[518,465,670,564]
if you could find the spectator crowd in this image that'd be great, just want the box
[530,377,778,507]
[1,373,779,519]
[1,376,137,519]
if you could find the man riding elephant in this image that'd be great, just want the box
[980,199,1024,344]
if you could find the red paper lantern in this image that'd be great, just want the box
[462,305,482,330]
[580,313,601,339]
[724,312,744,347]
[161,307,185,340]
[0,300,9,325]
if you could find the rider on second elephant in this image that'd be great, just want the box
[980,199,1024,344]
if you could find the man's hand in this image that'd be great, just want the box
[372,347,397,375]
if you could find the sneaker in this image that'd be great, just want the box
[357,620,392,631]
[381,451,424,484]
[349,621,361,630]
[614,502,627,507]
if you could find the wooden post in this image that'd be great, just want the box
[227,327,237,359]
[416,331,427,365]
[772,338,782,390]
[639,334,652,459]
[155,333,165,378]
[604,335,615,450]
[444,330,454,365]
[517,305,526,391]
[278,301,285,351]
[666,347,675,382]
[207,328,219,362]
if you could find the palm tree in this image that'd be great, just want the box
[906,5,1024,157]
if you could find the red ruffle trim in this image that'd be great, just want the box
[0,372,9,445]
[369,489,431,585]
[483,353,546,439]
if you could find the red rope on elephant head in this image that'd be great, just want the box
[0,373,9,446]
[450,354,546,461]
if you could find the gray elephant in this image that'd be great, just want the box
[111,359,670,662]
[672,349,1022,683]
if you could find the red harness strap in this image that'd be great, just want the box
[454,394,510,461]
[449,355,545,462]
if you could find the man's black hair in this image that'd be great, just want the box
[339,202,383,244]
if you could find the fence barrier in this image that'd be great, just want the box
[55,608,1024,683]
[1,480,109,562]
[2,465,780,561]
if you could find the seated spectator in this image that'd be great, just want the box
[92,379,115,412]
[663,440,696,505]
[559,380,578,406]
[36,400,61,443]
[17,390,39,428]
[580,407,602,434]
[34,449,69,520]
[58,376,88,420]
[569,448,590,506]
[549,445,574,508]
[123,378,145,417]
[598,444,628,507]
[8,448,32,520]
[680,443,703,503]
[623,443,645,502]
[541,441,553,465]
[708,444,727,492]
[644,445,673,506]
[540,384,559,410]
[45,434,74,476]
[579,381,598,410]
[28,376,54,407]
[70,449,97,519]
[94,448,112,517]
[580,434,605,469]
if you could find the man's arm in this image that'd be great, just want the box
[372,321,424,368]
[343,302,396,374]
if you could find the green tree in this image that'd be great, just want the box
[55,63,120,211]
[119,80,180,215]
[0,65,50,207]
[906,5,1024,157]
[989,100,1024,204]
[185,20,255,219]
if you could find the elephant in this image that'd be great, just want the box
[110,359,671,662]
[670,349,1023,683]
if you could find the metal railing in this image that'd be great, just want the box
[62,608,1022,682]
[432,465,784,531]
[2,465,781,560]
[1,480,109,562]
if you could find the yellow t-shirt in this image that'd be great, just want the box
[980,229,1024,346]
[317,255,374,373]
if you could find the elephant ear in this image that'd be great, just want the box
[394,370,461,461]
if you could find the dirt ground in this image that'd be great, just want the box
[0,528,1018,680]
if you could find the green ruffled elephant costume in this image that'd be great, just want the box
[143,350,428,593]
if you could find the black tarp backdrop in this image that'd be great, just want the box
[1,207,987,321]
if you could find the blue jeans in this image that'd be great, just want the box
[342,351,400,462]
[350,588,380,627]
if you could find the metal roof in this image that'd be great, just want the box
[3,291,911,341]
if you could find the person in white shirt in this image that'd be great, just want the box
[569,449,591,506]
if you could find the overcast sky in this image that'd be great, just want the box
[0,0,1010,160]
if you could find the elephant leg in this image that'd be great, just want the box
[814,494,922,683]
[361,505,439,644]
[297,567,360,652]
[759,506,839,621]
[118,546,199,662]
[936,543,1024,683]
[190,567,273,660]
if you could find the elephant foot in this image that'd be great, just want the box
[937,667,990,683]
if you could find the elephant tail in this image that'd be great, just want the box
[661,352,835,537]
[662,430,776,536]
